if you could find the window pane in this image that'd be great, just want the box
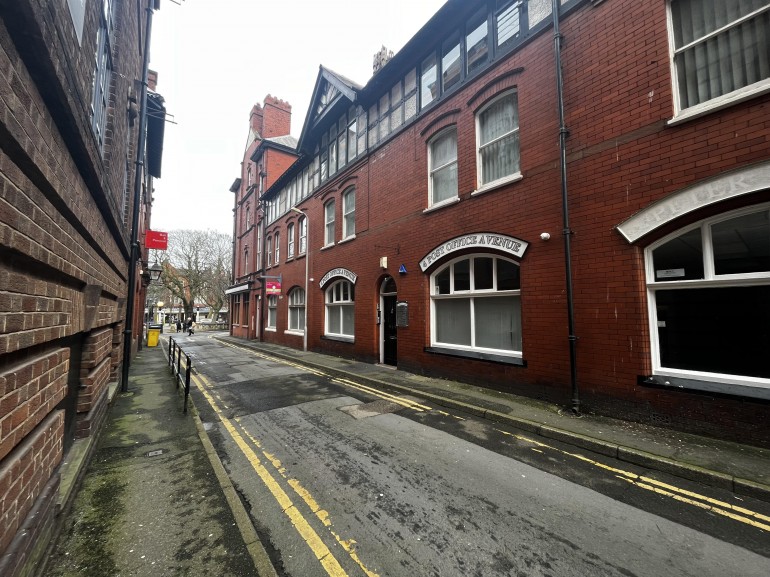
[432,164,458,203]
[467,9,489,74]
[497,1,520,49]
[474,257,494,290]
[656,285,770,378]
[454,259,470,291]
[421,53,438,109]
[528,0,552,29]
[481,132,520,183]
[475,295,521,351]
[442,39,461,92]
[435,299,472,345]
[712,210,770,275]
[497,259,520,290]
[436,268,450,294]
[431,129,457,167]
[328,306,341,334]
[652,228,704,281]
[480,94,519,145]
[342,304,355,335]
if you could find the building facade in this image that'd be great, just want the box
[0,1,163,574]
[232,0,770,446]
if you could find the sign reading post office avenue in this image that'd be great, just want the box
[419,233,529,272]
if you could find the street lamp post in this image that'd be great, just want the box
[290,207,309,352]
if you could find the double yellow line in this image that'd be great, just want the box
[497,430,770,532]
[192,370,380,577]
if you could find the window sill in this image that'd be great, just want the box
[668,82,770,127]
[425,346,526,366]
[321,243,336,251]
[423,196,460,214]
[321,334,354,344]
[286,256,295,263]
[640,374,770,401]
[285,329,305,336]
[265,327,276,332]
[339,234,356,244]
[471,173,523,197]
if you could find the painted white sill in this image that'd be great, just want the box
[471,173,523,197]
[423,196,460,214]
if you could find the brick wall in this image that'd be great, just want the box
[255,0,770,445]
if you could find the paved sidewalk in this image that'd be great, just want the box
[43,344,274,577]
[218,335,770,503]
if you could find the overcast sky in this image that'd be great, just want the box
[148,0,447,235]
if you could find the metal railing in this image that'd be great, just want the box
[168,337,192,414]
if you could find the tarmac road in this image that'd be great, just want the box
[182,334,770,577]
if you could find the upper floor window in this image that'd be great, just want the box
[287,223,295,258]
[325,280,355,338]
[477,91,521,187]
[669,0,770,116]
[420,53,439,110]
[428,127,458,206]
[266,236,273,267]
[299,216,307,254]
[256,221,263,271]
[343,188,356,239]
[466,7,489,75]
[325,200,336,246]
[244,247,249,275]
[91,3,114,151]
[246,204,252,229]
[431,255,522,356]
[274,231,280,264]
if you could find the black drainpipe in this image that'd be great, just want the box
[552,0,580,415]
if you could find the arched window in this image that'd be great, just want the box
[431,254,521,355]
[287,222,295,258]
[343,187,356,239]
[646,204,770,387]
[428,127,458,206]
[325,279,354,338]
[288,287,305,332]
[476,90,520,187]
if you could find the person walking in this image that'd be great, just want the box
[187,318,195,336]
[176,319,182,333]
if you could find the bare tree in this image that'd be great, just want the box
[156,229,231,322]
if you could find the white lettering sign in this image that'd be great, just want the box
[419,233,529,271]
[319,268,358,287]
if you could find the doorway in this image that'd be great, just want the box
[380,276,397,366]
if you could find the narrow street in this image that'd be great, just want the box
[177,333,770,577]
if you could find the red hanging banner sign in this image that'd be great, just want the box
[146,230,168,250]
[266,281,282,295]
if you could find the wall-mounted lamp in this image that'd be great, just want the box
[148,261,163,281]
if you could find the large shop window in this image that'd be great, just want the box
[477,91,520,188]
[428,127,458,207]
[431,255,522,356]
[647,206,770,386]
[325,279,355,339]
[669,0,770,116]
[288,288,305,332]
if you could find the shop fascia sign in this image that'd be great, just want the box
[419,232,529,272]
[319,268,358,287]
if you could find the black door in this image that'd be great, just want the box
[383,295,397,366]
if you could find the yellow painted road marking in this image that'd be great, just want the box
[211,338,770,533]
[191,372,350,577]
[498,429,770,532]
[194,370,381,577]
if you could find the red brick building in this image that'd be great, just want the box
[0,1,163,574]
[232,0,770,446]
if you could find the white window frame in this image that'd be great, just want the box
[266,236,272,267]
[427,127,459,208]
[430,254,522,357]
[342,187,356,240]
[287,287,305,334]
[287,223,295,258]
[274,231,280,264]
[645,203,770,390]
[667,1,770,122]
[325,279,355,340]
[475,90,521,192]
[324,200,336,246]
[267,295,278,330]
[299,216,307,254]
